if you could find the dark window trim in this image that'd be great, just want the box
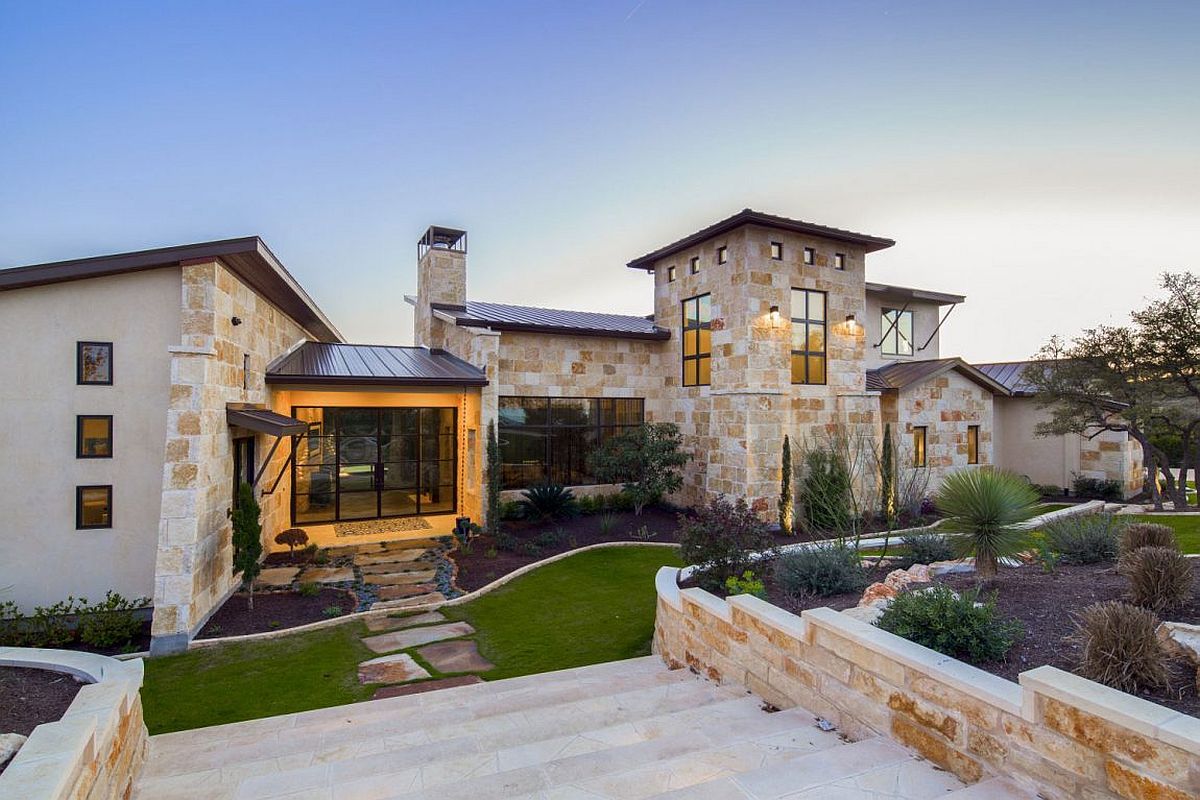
[716,246,728,265]
[76,341,113,385]
[497,396,646,489]
[834,252,846,270]
[967,424,980,465]
[913,426,928,468]
[667,265,676,282]
[76,414,113,459]
[770,242,783,261]
[689,256,700,275]
[790,288,827,386]
[76,484,113,529]
[803,247,815,265]
[682,293,712,387]
[289,406,458,525]
[881,307,915,357]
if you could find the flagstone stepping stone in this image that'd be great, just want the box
[358,560,432,576]
[324,543,382,558]
[361,621,474,653]
[376,584,437,601]
[371,675,483,700]
[372,592,446,611]
[416,640,495,673]
[365,571,437,587]
[355,550,430,567]
[255,567,300,588]
[357,652,431,684]
[296,566,355,584]
[363,610,447,632]
[378,537,443,551]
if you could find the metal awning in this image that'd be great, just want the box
[226,407,309,437]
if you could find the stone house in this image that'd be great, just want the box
[0,209,1141,652]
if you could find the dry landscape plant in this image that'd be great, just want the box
[1124,546,1193,613]
[1072,601,1171,693]
[1119,522,1178,557]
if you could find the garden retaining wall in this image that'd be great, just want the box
[0,648,148,799]
[653,567,1200,800]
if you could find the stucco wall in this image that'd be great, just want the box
[0,269,179,612]
[151,259,313,649]
[863,293,946,368]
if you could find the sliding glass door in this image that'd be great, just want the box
[292,407,456,524]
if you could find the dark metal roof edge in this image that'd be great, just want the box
[865,282,965,305]
[872,358,1012,396]
[627,208,896,270]
[264,374,488,387]
[454,317,671,341]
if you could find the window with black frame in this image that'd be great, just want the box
[681,293,711,387]
[881,308,914,356]
[497,397,645,489]
[790,288,827,385]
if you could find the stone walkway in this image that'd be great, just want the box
[353,610,494,700]
[135,656,1032,799]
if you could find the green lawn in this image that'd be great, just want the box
[141,545,680,734]
[1130,515,1200,554]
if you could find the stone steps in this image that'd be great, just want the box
[136,657,975,800]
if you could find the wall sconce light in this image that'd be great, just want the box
[769,305,780,326]
[845,313,857,330]
[231,316,243,326]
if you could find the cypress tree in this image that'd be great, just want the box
[779,435,794,534]
[231,482,263,611]
[881,423,896,525]
[486,420,502,536]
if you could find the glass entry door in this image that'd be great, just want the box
[292,407,457,524]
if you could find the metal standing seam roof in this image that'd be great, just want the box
[974,361,1043,396]
[865,358,1011,395]
[435,299,670,340]
[265,342,488,386]
[626,208,896,271]
[226,407,310,436]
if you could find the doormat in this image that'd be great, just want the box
[334,518,433,538]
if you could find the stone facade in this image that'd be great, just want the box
[654,568,1200,799]
[151,259,311,651]
[883,370,994,487]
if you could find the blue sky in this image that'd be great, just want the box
[2,1,1197,360]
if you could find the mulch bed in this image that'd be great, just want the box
[0,667,84,740]
[938,562,1200,717]
[195,588,355,639]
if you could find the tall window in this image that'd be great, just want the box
[881,308,914,356]
[717,246,728,264]
[834,253,846,270]
[770,242,783,260]
[790,289,826,385]
[77,341,112,385]
[76,415,113,458]
[689,256,700,275]
[967,425,980,465]
[667,265,676,282]
[803,247,815,265]
[913,426,927,468]
[497,397,645,489]
[76,485,112,529]
[682,293,712,387]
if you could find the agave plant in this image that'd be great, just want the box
[935,469,1040,578]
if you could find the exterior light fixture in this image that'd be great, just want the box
[845,313,857,329]
[231,316,243,326]
[769,305,780,326]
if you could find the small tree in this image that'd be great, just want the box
[486,420,502,536]
[232,482,263,611]
[779,435,794,534]
[678,497,776,591]
[274,527,308,557]
[586,423,690,516]
[880,423,896,525]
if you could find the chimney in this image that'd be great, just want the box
[415,225,467,347]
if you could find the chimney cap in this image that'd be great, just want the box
[418,225,467,257]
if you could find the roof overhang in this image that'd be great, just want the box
[865,282,965,306]
[451,317,671,341]
[264,374,487,387]
[868,358,1012,396]
[226,406,309,436]
[0,237,343,343]
[627,208,895,271]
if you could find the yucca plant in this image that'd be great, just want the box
[935,469,1040,578]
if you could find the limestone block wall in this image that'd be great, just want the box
[1080,429,1144,498]
[0,650,148,800]
[886,371,993,488]
[654,568,1200,799]
[152,259,313,648]
[415,248,466,347]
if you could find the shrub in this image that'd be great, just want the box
[297,582,321,597]
[1125,546,1193,613]
[936,469,1040,578]
[607,491,636,513]
[1072,474,1123,502]
[301,543,319,560]
[1119,522,1177,557]
[322,605,345,618]
[486,421,502,536]
[1034,483,1065,497]
[585,423,690,516]
[598,513,616,537]
[520,483,579,521]
[274,527,309,557]
[725,570,766,599]
[679,498,775,591]
[499,500,525,521]
[535,528,564,549]
[232,482,263,610]
[802,448,852,533]
[876,586,1022,663]
[0,600,21,647]
[774,543,867,597]
[631,525,657,541]
[576,495,601,515]
[897,532,955,568]
[779,435,795,534]
[1073,601,1170,693]
[27,598,81,648]
[77,591,148,649]
[1043,513,1121,564]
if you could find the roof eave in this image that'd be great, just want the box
[264,374,488,388]
[454,318,671,341]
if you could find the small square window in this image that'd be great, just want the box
[77,485,112,529]
[77,341,113,385]
[77,415,113,458]
[770,242,783,260]
[689,256,700,275]
[834,253,846,270]
[717,246,727,265]
[667,265,676,282]
[803,247,815,265]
